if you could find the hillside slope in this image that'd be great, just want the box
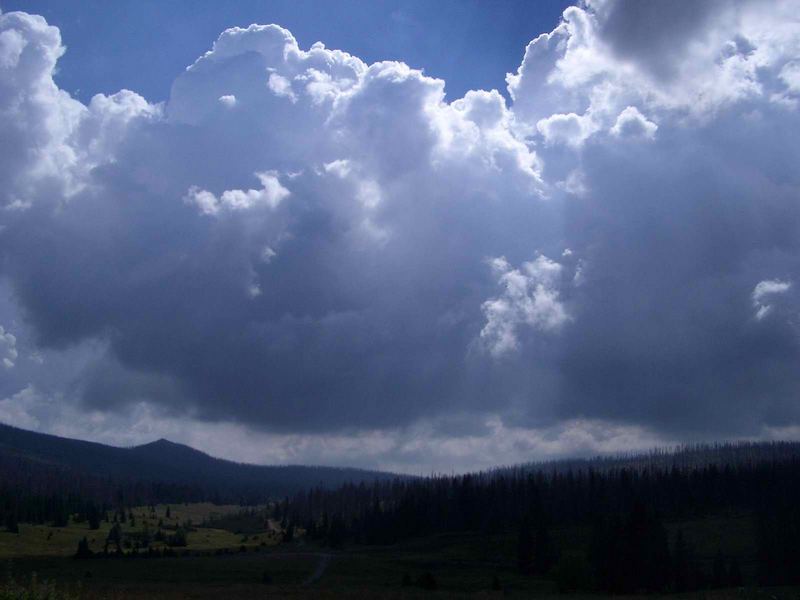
[0,423,397,500]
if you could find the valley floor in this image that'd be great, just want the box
[5,550,800,599]
[1,504,798,599]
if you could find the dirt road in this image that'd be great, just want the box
[302,552,332,585]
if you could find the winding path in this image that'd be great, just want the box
[302,552,332,586]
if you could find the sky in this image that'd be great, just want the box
[0,0,571,103]
[1,0,799,474]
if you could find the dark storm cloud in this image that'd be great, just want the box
[1,1,800,449]
[555,106,800,436]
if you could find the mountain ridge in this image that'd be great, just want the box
[0,422,399,501]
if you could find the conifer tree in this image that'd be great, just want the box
[106,522,123,554]
[327,515,346,548]
[75,536,93,559]
[672,530,689,592]
[532,519,557,575]
[87,503,101,530]
[517,516,533,574]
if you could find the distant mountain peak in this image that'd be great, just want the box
[133,437,205,455]
[150,438,179,447]
[136,437,174,447]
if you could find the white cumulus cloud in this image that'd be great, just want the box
[185,171,290,215]
[753,279,792,320]
[610,106,657,139]
[480,255,571,356]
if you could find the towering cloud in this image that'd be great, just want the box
[0,1,799,469]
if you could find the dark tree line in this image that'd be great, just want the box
[0,478,206,531]
[276,442,800,592]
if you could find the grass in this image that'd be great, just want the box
[0,522,160,559]
[2,553,315,599]
[6,551,797,600]
[0,572,81,600]
[128,503,254,528]
[0,504,277,560]
[0,504,796,598]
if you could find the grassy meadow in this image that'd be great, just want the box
[0,504,274,559]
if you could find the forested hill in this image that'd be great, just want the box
[497,440,800,477]
[0,423,397,503]
[281,440,800,592]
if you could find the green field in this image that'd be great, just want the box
[0,503,275,559]
[1,504,798,599]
